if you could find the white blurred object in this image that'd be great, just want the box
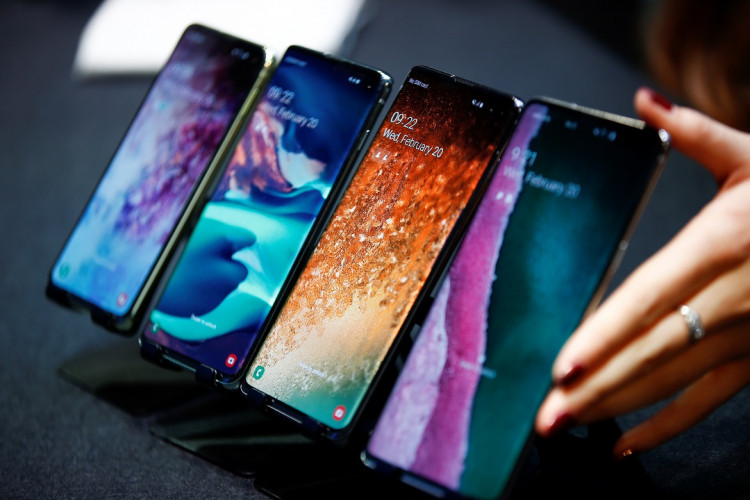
[73,0,367,78]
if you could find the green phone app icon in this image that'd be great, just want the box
[252,365,265,380]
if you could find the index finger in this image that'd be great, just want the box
[634,87,750,186]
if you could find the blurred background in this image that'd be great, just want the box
[1,0,748,498]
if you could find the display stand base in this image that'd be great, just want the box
[57,341,422,498]
[58,339,210,417]
[59,341,658,499]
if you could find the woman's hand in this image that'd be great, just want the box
[534,87,750,458]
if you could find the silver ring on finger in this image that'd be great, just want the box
[679,304,706,344]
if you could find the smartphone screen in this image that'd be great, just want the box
[244,66,521,437]
[142,47,391,382]
[48,25,270,329]
[364,99,669,499]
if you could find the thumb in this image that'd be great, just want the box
[634,87,750,185]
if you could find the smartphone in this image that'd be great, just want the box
[46,24,274,333]
[140,46,392,387]
[363,98,670,499]
[241,66,522,442]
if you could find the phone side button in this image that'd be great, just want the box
[355,129,371,152]
[195,364,216,386]
[610,240,629,272]
[242,386,266,407]
[140,340,162,362]
[400,473,447,498]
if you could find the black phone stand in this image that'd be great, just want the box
[58,340,658,499]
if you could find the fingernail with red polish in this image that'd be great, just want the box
[615,447,638,461]
[546,411,575,436]
[643,87,673,111]
[557,363,583,386]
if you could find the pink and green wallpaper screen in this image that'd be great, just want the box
[367,101,666,499]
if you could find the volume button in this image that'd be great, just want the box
[356,129,371,152]
[610,240,629,271]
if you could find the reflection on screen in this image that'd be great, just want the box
[51,26,260,315]
[246,67,516,430]
[366,102,664,499]
[144,47,385,375]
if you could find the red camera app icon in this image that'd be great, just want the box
[332,405,346,421]
[225,354,237,368]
